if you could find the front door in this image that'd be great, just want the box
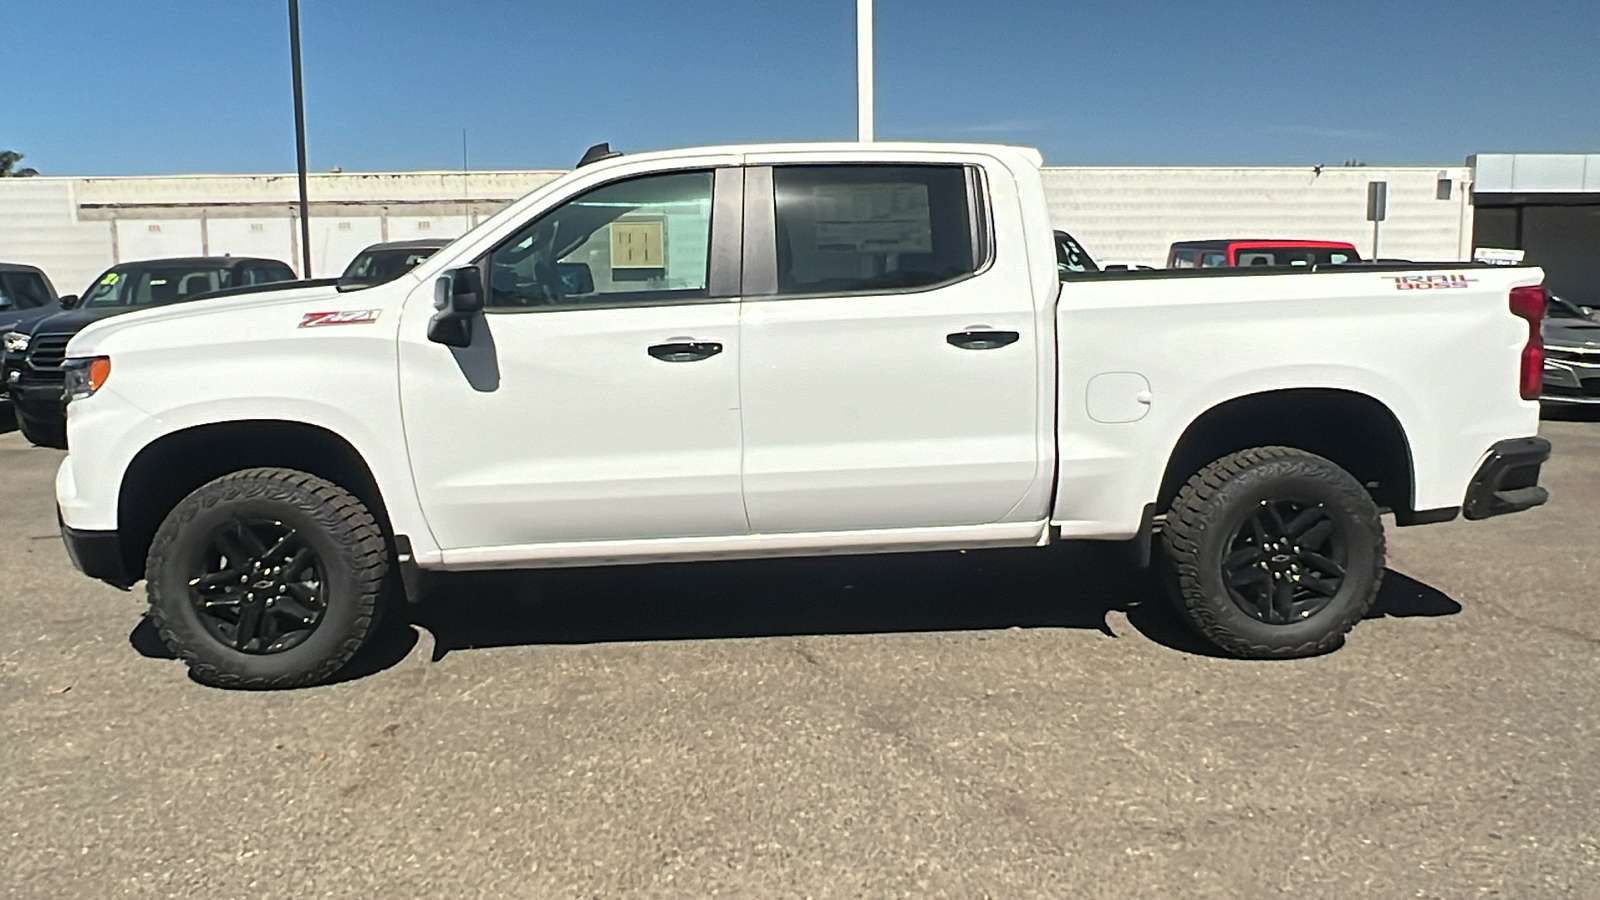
[737,161,1045,533]
[398,168,749,551]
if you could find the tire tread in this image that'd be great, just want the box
[1162,446,1385,658]
[145,467,387,689]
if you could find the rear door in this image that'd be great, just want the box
[735,158,1045,533]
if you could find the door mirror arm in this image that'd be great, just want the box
[428,267,484,348]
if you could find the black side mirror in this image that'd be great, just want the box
[57,294,78,310]
[427,267,483,348]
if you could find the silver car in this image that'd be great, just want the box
[1542,293,1600,405]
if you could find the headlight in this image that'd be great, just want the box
[2,331,29,353]
[62,357,111,403]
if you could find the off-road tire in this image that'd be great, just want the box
[1161,446,1385,658]
[146,468,389,688]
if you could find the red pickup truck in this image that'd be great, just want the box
[1168,239,1363,268]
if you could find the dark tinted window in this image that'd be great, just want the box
[242,264,295,286]
[772,165,982,296]
[0,272,53,309]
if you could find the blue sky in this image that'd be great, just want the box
[5,0,1597,176]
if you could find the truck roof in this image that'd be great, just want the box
[106,256,288,269]
[572,141,1046,171]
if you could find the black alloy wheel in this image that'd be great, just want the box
[146,467,389,689]
[1220,499,1347,625]
[189,519,328,654]
[1161,446,1385,658]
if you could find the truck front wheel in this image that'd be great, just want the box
[145,468,389,688]
[1161,447,1385,658]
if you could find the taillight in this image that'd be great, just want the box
[1509,285,1545,401]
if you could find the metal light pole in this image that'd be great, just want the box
[857,0,873,142]
[288,0,313,277]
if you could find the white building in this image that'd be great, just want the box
[0,157,1506,301]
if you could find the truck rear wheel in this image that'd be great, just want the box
[1161,446,1384,658]
[145,468,389,688]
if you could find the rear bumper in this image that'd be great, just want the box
[59,517,134,589]
[1463,437,1551,521]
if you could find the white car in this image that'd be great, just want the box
[54,141,1551,687]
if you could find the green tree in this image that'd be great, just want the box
[0,151,39,177]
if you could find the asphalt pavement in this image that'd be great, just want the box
[3,410,1598,899]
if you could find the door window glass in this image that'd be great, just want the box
[487,170,713,309]
[0,273,52,308]
[1171,251,1198,268]
[771,165,982,296]
[1200,252,1228,267]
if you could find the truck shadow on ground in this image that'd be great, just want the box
[129,544,1462,683]
[333,544,1461,680]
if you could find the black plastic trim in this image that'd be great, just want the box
[60,520,134,589]
[1394,506,1460,526]
[1463,437,1552,521]
[1131,502,1159,569]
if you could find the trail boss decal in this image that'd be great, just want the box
[1384,274,1477,290]
[299,309,381,328]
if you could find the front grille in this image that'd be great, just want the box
[1546,346,1600,364]
[26,334,71,371]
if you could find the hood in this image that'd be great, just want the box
[0,303,64,336]
[1543,317,1600,350]
[67,280,372,357]
[19,304,130,338]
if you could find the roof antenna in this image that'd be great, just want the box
[577,142,623,167]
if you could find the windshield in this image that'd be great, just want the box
[80,265,234,309]
[339,247,441,288]
[1054,231,1098,274]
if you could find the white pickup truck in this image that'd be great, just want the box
[54,142,1552,688]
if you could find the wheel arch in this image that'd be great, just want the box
[116,420,392,582]
[1156,388,1416,517]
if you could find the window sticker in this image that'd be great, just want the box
[99,272,121,286]
[808,183,933,255]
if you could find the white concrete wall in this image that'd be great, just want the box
[0,164,1472,293]
[1041,165,1475,267]
[0,170,563,288]
[0,179,117,297]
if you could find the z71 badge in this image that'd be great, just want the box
[299,310,381,328]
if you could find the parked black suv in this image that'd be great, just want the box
[0,263,67,359]
[4,256,295,447]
